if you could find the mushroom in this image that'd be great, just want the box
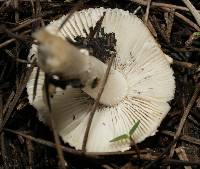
[27,8,175,152]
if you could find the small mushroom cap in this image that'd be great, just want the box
[27,8,175,152]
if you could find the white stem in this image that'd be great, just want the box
[34,30,128,106]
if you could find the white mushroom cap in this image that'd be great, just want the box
[27,8,175,152]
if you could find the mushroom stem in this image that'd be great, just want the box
[34,30,128,106]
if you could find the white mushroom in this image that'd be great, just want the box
[32,30,128,106]
[27,8,175,152]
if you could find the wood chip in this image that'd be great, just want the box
[175,147,192,169]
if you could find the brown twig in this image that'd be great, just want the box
[13,0,19,23]
[11,18,41,32]
[49,112,67,169]
[130,137,140,159]
[150,15,168,43]
[163,8,200,32]
[146,19,157,38]
[133,6,141,15]
[0,91,3,124]
[168,83,200,160]
[185,32,200,47]
[182,0,200,26]
[32,67,40,101]
[175,147,192,169]
[130,0,199,13]
[135,154,200,166]
[58,0,83,31]
[173,60,195,70]
[82,53,116,152]
[30,1,67,167]
[164,9,175,43]
[0,0,10,13]
[81,13,113,152]
[188,115,200,127]
[1,26,29,43]
[2,91,15,117]
[174,47,200,52]
[4,128,150,157]
[0,38,16,49]
[30,0,36,18]
[0,92,7,169]
[161,159,200,166]
[130,0,200,31]
[143,138,179,169]
[0,65,34,134]
[0,132,7,169]
[44,75,67,168]
[161,130,200,146]
[88,12,106,39]
[144,0,152,24]
[5,49,30,64]
[3,128,200,167]
[26,139,33,169]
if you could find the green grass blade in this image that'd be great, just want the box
[109,134,129,142]
[129,120,140,136]
[193,32,200,36]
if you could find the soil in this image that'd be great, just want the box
[0,0,200,169]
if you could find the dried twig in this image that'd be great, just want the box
[32,1,67,167]
[161,159,200,166]
[0,0,10,13]
[133,6,141,15]
[2,91,15,117]
[161,130,200,146]
[182,0,200,26]
[13,0,19,23]
[0,132,7,169]
[81,13,115,152]
[143,138,179,169]
[175,47,200,52]
[173,60,195,70]
[1,26,29,43]
[4,128,149,157]
[130,0,199,13]
[146,19,157,38]
[162,8,200,32]
[44,73,67,169]
[164,9,175,43]
[185,32,200,47]
[5,49,30,64]
[168,83,200,160]
[4,128,200,167]
[150,15,168,43]
[11,18,41,32]
[0,92,7,169]
[58,0,83,31]
[144,0,152,24]
[0,38,16,49]
[0,65,34,134]
[134,153,200,166]
[130,0,200,31]
[26,139,33,169]
[175,147,192,169]
[32,67,40,101]
[188,115,200,127]
[82,53,116,152]
[49,112,67,169]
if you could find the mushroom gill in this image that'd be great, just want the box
[27,8,175,152]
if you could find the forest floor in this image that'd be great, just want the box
[0,0,200,169]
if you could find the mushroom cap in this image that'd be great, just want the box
[27,8,175,152]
